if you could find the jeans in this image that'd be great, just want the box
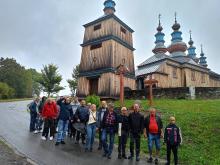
[148,133,161,153]
[98,128,103,149]
[85,123,96,150]
[102,127,115,156]
[42,118,55,138]
[30,112,37,132]
[166,144,178,165]
[130,133,141,157]
[36,114,44,131]
[56,120,69,142]
[118,131,128,156]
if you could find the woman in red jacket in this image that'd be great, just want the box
[41,98,58,141]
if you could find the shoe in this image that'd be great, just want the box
[136,156,140,162]
[118,154,122,159]
[61,141,65,144]
[85,148,88,152]
[41,136,46,141]
[89,148,93,152]
[122,155,127,159]
[49,136,53,141]
[102,153,107,157]
[82,141,86,144]
[39,129,43,133]
[155,158,159,165]
[147,157,153,163]
[34,130,38,134]
[128,155,133,160]
[98,146,102,150]
[55,142,60,146]
[75,141,79,144]
[107,155,111,159]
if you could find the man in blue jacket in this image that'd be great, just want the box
[74,100,89,144]
[55,97,73,146]
[29,98,39,132]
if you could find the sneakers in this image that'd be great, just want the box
[102,153,107,157]
[49,136,54,141]
[39,129,43,133]
[107,155,111,159]
[34,130,38,134]
[147,157,153,163]
[41,136,47,141]
[61,141,65,144]
[155,158,159,165]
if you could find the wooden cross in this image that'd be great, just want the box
[144,75,158,106]
[116,64,129,107]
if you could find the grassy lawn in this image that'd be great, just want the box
[0,98,32,103]
[115,99,220,165]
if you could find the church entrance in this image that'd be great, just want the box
[89,78,99,95]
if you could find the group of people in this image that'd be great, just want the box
[28,97,182,165]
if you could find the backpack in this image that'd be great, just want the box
[27,102,33,113]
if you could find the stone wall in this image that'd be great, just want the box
[124,87,220,99]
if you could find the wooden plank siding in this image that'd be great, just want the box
[150,61,220,88]
[83,18,133,46]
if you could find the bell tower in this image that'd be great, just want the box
[77,0,136,98]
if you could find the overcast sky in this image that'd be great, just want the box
[0,0,219,95]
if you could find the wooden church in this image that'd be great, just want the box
[136,14,220,90]
[77,0,136,98]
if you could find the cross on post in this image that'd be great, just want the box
[144,75,158,106]
[116,64,129,107]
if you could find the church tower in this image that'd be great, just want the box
[77,0,136,98]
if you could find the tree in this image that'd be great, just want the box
[67,64,79,96]
[27,69,42,97]
[0,58,33,98]
[0,82,15,99]
[38,64,64,97]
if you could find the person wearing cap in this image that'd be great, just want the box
[117,107,129,159]
[164,116,182,165]
[101,103,118,159]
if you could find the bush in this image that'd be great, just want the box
[85,95,100,108]
[0,82,15,99]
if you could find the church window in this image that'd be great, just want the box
[94,24,101,31]
[172,67,177,78]
[90,43,102,50]
[191,71,196,81]
[201,73,205,83]
[120,26,126,34]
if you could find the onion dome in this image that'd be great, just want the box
[187,30,198,62]
[199,45,208,67]
[152,14,167,54]
[103,0,116,15]
[167,13,187,57]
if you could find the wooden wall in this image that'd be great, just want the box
[209,77,220,87]
[77,72,135,97]
[112,40,135,73]
[83,18,133,46]
[77,77,90,96]
[79,40,112,72]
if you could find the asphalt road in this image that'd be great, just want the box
[0,101,163,165]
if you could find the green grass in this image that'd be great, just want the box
[0,98,32,103]
[115,99,220,165]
